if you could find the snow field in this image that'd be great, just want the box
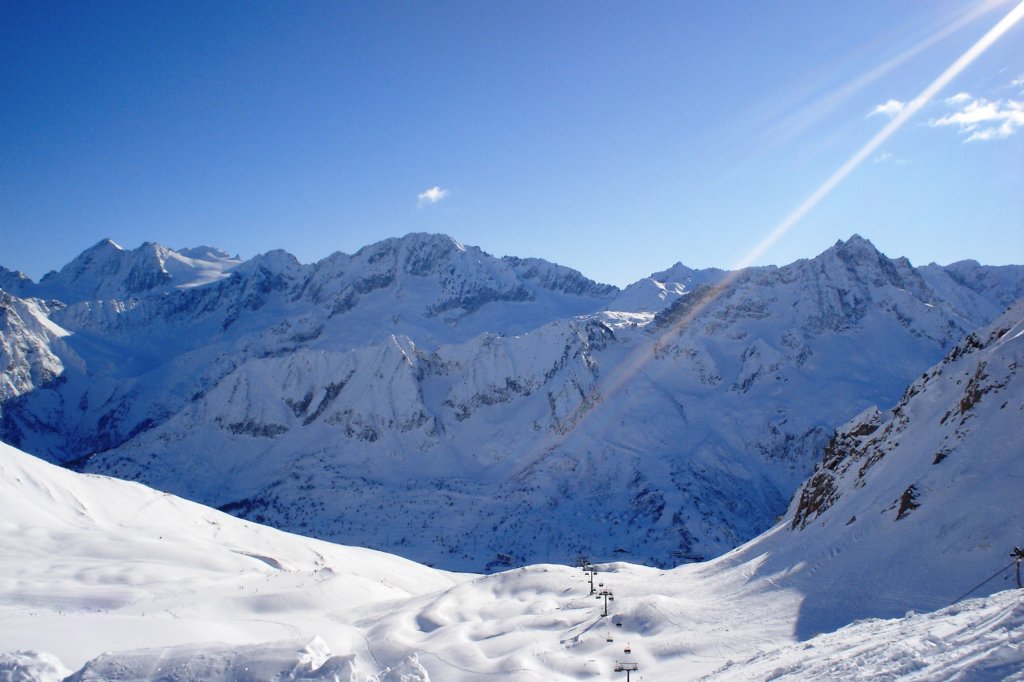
[1,439,1022,680]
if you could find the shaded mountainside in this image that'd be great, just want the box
[715,300,1024,638]
[0,232,1021,571]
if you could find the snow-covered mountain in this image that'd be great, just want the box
[609,260,728,312]
[0,233,1021,572]
[772,297,1024,636]
[27,239,244,303]
[0,292,72,402]
[2,297,1021,682]
[0,265,34,298]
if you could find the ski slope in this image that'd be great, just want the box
[1,434,1020,680]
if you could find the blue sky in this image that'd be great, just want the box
[2,1,1022,287]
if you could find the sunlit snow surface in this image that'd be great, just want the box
[2,299,1023,680]
[1,440,1021,681]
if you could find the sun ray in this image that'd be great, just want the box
[550,0,1024,490]
[735,0,1024,273]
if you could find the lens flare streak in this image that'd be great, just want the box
[559,0,1024,475]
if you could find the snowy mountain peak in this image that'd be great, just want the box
[295,232,615,328]
[609,262,727,313]
[1,233,1022,575]
[235,249,304,277]
[351,232,470,273]
[832,232,874,250]
[87,237,125,255]
[816,234,927,292]
[823,234,887,267]
[28,240,242,302]
[0,266,34,298]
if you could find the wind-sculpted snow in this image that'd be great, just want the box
[0,233,1022,572]
[0,440,463,678]
[2,439,1021,681]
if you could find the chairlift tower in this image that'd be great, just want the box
[586,567,598,595]
[1013,546,1024,588]
[596,588,614,617]
[614,661,639,681]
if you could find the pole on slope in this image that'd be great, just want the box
[1013,547,1024,589]
[614,661,639,681]
[597,588,614,617]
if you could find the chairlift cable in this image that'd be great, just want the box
[952,559,1016,604]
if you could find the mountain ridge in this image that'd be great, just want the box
[0,232,1021,571]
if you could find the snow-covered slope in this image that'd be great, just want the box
[4,298,1023,676]
[31,239,243,302]
[697,299,1024,644]
[609,261,728,312]
[0,440,463,677]
[0,292,72,403]
[0,234,1021,573]
[2,389,1021,682]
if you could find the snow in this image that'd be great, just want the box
[2,234,1023,680]
[1,438,1021,680]
[0,440,463,674]
[1,297,1022,679]
[3,235,1021,572]
[703,590,1024,681]
[27,240,243,302]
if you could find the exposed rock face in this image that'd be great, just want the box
[734,300,1024,636]
[791,302,1023,531]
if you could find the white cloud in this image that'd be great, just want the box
[931,96,1024,142]
[945,92,972,105]
[417,186,449,207]
[872,151,909,165]
[868,99,905,118]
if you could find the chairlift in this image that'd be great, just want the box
[615,622,623,627]
[624,643,631,654]
[606,633,613,643]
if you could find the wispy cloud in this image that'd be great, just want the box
[868,99,906,118]
[872,151,910,165]
[417,186,449,207]
[931,94,1024,142]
